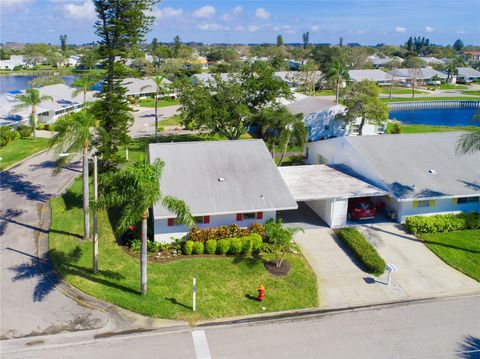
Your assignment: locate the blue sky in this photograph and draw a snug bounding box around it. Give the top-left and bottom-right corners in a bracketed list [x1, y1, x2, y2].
[1, 0, 479, 45]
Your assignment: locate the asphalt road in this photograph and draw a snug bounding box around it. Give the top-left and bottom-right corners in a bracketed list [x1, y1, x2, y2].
[4, 295, 480, 359]
[0, 150, 107, 339]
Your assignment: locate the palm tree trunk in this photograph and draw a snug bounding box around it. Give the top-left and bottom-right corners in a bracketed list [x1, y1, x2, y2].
[140, 210, 148, 295]
[335, 79, 340, 103]
[82, 145, 90, 240]
[83, 89, 87, 105]
[358, 117, 365, 136]
[31, 105, 36, 139]
[154, 90, 158, 142]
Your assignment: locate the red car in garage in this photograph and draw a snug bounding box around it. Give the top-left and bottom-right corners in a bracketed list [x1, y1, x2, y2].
[347, 198, 376, 220]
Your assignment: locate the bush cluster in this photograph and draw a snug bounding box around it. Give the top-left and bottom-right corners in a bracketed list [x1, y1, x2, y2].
[336, 227, 386, 276]
[181, 233, 263, 256]
[17, 125, 33, 138]
[405, 212, 480, 234]
[0, 126, 21, 147]
[188, 224, 264, 242]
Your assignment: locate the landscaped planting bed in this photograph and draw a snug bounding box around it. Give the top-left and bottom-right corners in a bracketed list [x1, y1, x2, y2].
[335, 227, 386, 276]
[405, 213, 480, 234]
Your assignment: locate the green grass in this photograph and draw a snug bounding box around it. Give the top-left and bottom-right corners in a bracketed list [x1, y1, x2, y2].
[313, 90, 335, 96]
[380, 87, 427, 95]
[382, 96, 480, 103]
[49, 179, 318, 321]
[386, 122, 478, 134]
[435, 83, 469, 90]
[419, 230, 480, 281]
[0, 138, 50, 170]
[462, 90, 480, 96]
[159, 114, 182, 127]
[138, 98, 180, 108]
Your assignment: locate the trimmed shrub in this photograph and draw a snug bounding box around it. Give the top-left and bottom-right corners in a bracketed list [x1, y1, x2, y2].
[405, 212, 480, 234]
[336, 227, 385, 276]
[205, 239, 217, 254]
[250, 233, 263, 253]
[183, 240, 194, 255]
[216, 238, 230, 254]
[129, 239, 141, 252]
[147, 240, 161, 253]
[229, 238, 243, 255]
[189, 224, 249, 242]
[17, 125, 33, 138]
[249, 223, 266, 240]
[241, 236, 253, 254]
[0, 126, 19, 147]
[192, 241, 204, 255]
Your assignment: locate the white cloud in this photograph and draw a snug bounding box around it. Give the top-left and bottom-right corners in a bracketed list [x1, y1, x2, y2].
[193, 5, 216, 18]
[424, 26, 434, 33]
[356, 29, 368, 34]
[2, 0, 32, 9]
[234, 25, 246, 31]
[255, 8, 270, 20]
[233, 6, 243, 16]
[311, 25, 321, 32]
[64, 0, 96, 20]
[199, 22, 223, 31]
[152, 7, 183, 20]
[395, 26, 406, 33]
[248, 25, 260, 32]
[220, 5, 243, 21]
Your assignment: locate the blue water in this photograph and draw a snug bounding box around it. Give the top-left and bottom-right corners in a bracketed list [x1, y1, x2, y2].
[0, 75, 79, 94]
[389, 107, 479, 127]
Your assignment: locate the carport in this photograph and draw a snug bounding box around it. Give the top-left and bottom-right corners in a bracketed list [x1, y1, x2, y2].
[279, 165, 387, 228]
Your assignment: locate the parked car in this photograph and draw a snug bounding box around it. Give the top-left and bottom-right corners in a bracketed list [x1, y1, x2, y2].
[347, 198, 376, 220]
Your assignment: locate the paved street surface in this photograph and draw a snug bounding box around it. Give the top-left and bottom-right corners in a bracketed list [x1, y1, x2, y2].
[295, 223, 480, 308]
[0, 150, 108, 339]
[130, 105, 180, 138]
[3, 295, 479, 359]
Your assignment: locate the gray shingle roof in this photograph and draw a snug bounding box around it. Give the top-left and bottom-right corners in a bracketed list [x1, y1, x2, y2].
[286, 96, 339, 115]
[343, 132, 480, 199]
[122, 77, 172, 96]
[457, 67, 480, 78]
[149, 140, 298, 218]
[348, 69, 394, 82]
[388, 68, 447, 80]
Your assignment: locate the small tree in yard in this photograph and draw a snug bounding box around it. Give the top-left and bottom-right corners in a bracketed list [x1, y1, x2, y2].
[339, 80, 388, 136]
[72, 76, 98, 104]
[95, 159, 194, 295]
[12, 88, 53, 139]
[140, 75, 168, 141]
[265, 220, 304, 268]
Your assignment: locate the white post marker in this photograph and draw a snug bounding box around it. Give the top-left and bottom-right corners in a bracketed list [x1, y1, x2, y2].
[385, 263, 398, 285]
[193, 277, 197, 311]
[125, 148, 129, 161]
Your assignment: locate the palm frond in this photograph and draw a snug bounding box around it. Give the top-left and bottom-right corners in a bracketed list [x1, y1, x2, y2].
[456, 130, 480, 155]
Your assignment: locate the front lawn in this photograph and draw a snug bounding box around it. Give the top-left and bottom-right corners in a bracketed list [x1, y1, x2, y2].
[380, 87, 427, 95]
[0, 137, 50, 170]
[419, 230, 480, 282]
[313, 90, 335, 96]
[435, 83, 469, 90]
[386, 122, 478, 134]
[138, 98, 180, 108]
[49, 179, 318, 321]
[382, 96, 480, 103]
[462, 90, 480, 96]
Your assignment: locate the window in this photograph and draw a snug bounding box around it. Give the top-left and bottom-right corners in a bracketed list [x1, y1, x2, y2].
[457, 196, 479, 204]
[167, 218, 175, 226]
[194, 216, 204, 224]
[417, 200, 430, 208]
[256, 212, 263, 220]
[243, 212, 256, 220]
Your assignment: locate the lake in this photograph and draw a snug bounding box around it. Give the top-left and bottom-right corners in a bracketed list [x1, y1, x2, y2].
[389, 107, 479, 127]
[0, 75, 79, 94]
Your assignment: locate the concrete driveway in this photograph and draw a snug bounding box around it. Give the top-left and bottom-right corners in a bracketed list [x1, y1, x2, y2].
[295, 223, 480, 309]
[130, 105, 180, 138]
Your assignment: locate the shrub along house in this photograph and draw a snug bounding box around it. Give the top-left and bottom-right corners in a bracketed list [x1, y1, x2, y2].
[149, 140, 298, 242]
[305, 132, 480, 223]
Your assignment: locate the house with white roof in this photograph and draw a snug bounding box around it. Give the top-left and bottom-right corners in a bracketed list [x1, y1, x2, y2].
[388, 68, 447, 84]
[286, 96, 384, 141]
[122, 77, 173, 98]
[149, 140, 298, 241]
[456, 67, 480, 83]
[274, 71, 322, 88]
[348, 69, 394, 86]
[0, 55, 25, 70]
[417, 57, 445, 65]
[368, 55, 404, 68]
[305, 132, 480, 223]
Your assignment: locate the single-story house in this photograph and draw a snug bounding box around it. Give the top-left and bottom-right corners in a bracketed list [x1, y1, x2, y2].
[286, 96, 385, 141]
[464, 51, 480, 61]
[185, 56, 209, 70]
[305, 132, 480, 223]
[191, 73, 233, 85]
[388, 68, 447, 83]
[456, 67, 480, 83]
[368, 55, 404, 68]
[348, 69, 394, 86]
[274, 71, 322, 88]
[417, 57, 445, 65]
[122, 77, 173, 98]
[149, 140, 298, 242]
[0, 55, 25, 70]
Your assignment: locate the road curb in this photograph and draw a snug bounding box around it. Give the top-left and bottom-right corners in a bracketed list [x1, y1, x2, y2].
[1, 147, 51, 172]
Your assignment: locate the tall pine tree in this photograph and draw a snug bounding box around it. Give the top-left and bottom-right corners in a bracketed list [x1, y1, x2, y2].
[92, 0, 158, 165]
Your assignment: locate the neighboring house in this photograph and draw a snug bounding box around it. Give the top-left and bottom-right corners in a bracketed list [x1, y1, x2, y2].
[288, 60, 303, 71]
[456, 67, 480, 83]
[0, 55, 25, 70]
[0, 84, 97, 126]
[185, 56, 208, 70]
[348, 69, 394, 86]
[388, 68, 447, 83]
[305, 132, 480, 223]
[191, 73, 232, 85]
[274, 71, 322, 88]
[286, 96, 385, 141]
[368, 55, 404, 68]
[464, 51, 480, 61]
[417, 57, 445, 65]
[122, 77, 173, 98]
[149, 140, 298, 242]
[65, 55, 80, 68]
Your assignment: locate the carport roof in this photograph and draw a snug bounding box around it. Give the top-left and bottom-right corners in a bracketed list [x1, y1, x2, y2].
[279, 165, 387, 201]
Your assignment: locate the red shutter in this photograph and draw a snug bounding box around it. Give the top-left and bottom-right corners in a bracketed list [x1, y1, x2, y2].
[256, 212, 263, 220]
[167, 218, 174, 226]
[203, 216, 210, 224]
[236, 213, 243, 221]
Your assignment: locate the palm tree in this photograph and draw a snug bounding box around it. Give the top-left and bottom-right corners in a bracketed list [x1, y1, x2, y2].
[12, 88, 53, 139]
[323, 60, 349, 103]
[71, 76, 97, 104]
[50, 110, 96, 242]
[140, 76, 168, 141]
[456, 130, 480, 154]
[96, 159, 194, 295]
[445, 62, 458, 84]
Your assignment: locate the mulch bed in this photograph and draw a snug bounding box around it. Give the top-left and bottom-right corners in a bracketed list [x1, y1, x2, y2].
[264, 260, 291, 276]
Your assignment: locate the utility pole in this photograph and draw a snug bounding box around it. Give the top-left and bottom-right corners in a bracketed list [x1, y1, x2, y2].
[92, 155, 99, 274]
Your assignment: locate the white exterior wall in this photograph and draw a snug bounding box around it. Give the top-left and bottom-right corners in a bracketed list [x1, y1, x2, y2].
[398, 197, 480, 223]
[305, 198, 348, 228]
[153, 211, 276, 242]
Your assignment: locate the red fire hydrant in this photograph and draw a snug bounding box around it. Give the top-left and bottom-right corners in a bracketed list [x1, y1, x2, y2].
[257, 284, 265, 302]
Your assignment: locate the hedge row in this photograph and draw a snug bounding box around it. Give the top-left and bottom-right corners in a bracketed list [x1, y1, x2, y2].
[188, 223, 266, 242]
[0, 125, 32, 146]
[336, 228, 386, 276]
[405, 212, 480, 234]
[183, 234, 263, 255]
